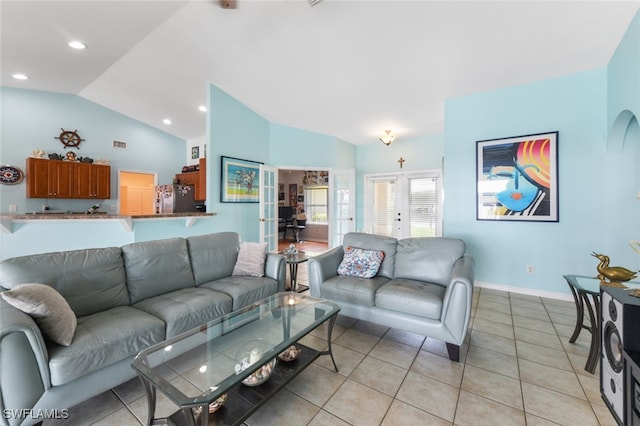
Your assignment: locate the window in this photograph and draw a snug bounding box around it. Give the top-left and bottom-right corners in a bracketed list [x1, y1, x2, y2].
[304, 187, 328, 224]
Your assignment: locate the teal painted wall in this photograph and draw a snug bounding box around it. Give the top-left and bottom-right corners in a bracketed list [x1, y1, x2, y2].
[608, 10, 640, 130]
[269, 123, 352, 168]
[354, 133, 444, 231]
[444, 68, 639, 295]
[607, 9, 640, 211]
[207, 84, 271, 242]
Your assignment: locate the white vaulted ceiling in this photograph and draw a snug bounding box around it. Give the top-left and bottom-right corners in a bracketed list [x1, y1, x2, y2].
[2, 0, 639, 144]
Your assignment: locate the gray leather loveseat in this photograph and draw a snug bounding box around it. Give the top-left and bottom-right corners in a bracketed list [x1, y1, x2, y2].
[0, 232, 285, 426]
[308, 232, 474, 361]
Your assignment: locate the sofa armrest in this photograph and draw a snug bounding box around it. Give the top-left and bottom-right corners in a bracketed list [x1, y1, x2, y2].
[0, 299, 51, 418]
[440, 254, 475, 345]
[265, 253, 286, 293]
[307, 246, 344, 298]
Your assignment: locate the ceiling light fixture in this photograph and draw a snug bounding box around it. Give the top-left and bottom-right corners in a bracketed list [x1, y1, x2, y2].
[68, 41, 86, 50]
[12, 73, 29, 80]
[198, 105, 207, 112]
[162, 118, 172, 125]
[379, 130, 396, 146]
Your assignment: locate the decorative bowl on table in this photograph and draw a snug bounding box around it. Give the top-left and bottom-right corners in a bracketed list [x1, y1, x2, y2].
[234, 338, 276, 386]
[284, 244, 298, 256]
[208, 393, 228, 413]
[193, 389, 227, 419]
[278, 345, 302, 362]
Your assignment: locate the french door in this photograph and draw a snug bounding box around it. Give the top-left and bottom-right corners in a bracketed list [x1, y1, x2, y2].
[259, 165, 278, 251]
[329, 169, 355, 248]
[364, 170, 443, 239]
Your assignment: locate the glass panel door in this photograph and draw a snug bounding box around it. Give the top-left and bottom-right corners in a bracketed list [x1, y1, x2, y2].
[329, 169, 355, 247]
[367, 176, 399, 238]
[406, 175, 442, 237]
[259, 165, 277, 251]
[365, 171, 442, 239]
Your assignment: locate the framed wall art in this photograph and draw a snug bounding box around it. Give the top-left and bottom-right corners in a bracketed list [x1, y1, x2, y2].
[220, 156, 262, 203]
[476, 131, 558, 222]
[289, 184, 298, 207]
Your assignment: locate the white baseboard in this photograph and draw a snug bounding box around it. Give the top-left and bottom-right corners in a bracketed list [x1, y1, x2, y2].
[475, 280, 574, 302]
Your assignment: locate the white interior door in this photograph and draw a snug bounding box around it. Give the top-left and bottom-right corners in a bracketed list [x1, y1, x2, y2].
[259, 165, 278, 251]
[329, 169, 355, 247]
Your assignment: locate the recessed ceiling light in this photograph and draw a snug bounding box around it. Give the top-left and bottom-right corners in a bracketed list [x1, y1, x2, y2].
[68, 41, 86, 50]
[12, 73, 29, 80]
[198, 105, 207, 112]
[163, 118, 172, 125]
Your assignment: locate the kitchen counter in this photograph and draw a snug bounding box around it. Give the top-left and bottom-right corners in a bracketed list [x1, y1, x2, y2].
[0, 212, 216, 233]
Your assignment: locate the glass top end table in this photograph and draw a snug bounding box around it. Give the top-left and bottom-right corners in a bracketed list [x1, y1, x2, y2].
[278, 250, 310, 292]
[562, 274, 640, 374]
[132, 292, 340, 426]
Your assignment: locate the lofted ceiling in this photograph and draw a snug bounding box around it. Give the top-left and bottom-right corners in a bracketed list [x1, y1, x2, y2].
[2, 0, 639, 145]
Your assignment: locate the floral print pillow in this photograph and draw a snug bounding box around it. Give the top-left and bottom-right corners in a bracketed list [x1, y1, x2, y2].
[337, 246, 385, 278]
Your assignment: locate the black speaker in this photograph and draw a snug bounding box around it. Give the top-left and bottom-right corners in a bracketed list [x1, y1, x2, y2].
[601, 286, 640, 425]
[624, 350, 640, 425]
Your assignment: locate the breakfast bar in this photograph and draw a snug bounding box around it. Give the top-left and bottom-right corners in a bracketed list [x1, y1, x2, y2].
[0, 211, 216, 234]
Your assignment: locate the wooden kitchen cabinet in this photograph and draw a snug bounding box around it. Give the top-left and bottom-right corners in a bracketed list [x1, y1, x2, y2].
[74, 162, 111, 199]
[26, 158, 111, 199]
[27, 158, 74, 198]
[197, 158, 206, 201]
[175, 158, 206, 201]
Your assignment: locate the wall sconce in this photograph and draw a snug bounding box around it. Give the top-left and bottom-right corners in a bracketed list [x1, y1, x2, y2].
[379, 130, 396, 146]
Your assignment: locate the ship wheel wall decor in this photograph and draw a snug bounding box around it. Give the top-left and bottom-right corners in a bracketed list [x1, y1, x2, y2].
[55, 128, 85, 149]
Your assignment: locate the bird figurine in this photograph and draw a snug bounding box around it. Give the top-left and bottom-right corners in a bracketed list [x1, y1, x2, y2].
[591, 252, 638, 282]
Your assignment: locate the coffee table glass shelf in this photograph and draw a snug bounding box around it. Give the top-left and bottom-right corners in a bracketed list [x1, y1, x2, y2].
[132, 292, 340, 426]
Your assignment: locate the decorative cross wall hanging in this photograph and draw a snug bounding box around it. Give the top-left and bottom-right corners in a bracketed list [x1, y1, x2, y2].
[398, 157, 405, 168]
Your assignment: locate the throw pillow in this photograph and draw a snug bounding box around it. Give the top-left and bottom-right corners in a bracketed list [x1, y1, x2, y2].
[337, 246, 385, 278]
[1, 283, 77, 346]
[232, 242, 268, 277]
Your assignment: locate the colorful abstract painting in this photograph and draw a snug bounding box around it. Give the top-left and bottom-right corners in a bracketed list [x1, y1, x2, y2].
[476, 132, 558, 221]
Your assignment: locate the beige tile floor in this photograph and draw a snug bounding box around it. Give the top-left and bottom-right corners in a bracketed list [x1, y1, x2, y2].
[45, 269, 617, 426]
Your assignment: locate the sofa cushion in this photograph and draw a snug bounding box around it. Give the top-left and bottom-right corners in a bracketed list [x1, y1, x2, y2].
[47, 306, 165, 386]
[0, 247, 129, 317]
[1, 283, 77, 346]
[232, 242, 268, 277]
[342, 233, 397, 279]
[395, 237, 466, 286]
[133, 287, 233, 338]
[319, 274, 389, 307]
[200, 276, 279, 311]
[122, 237, 195, 304]
[375, 279, 446, 319]
[187, 232, 240, 285]
[338, 246, 385, 278]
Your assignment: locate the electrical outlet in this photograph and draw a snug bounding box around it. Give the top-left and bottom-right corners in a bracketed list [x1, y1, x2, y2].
[526, 265, 535, 274]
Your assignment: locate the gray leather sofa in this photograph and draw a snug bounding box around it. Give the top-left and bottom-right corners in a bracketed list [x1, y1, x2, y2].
[0, 232, 285, 426]
[308, 232, 474, 361]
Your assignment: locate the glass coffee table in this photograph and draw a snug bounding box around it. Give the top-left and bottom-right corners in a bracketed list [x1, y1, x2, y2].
[132, 292, 340, 426]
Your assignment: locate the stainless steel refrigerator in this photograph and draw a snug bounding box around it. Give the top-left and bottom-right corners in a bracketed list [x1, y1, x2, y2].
[155, 184, 198, 213]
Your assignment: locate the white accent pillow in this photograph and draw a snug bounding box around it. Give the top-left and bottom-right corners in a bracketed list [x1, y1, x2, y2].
[1, 283, 77, 346]
[232, 242, 268, 277]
